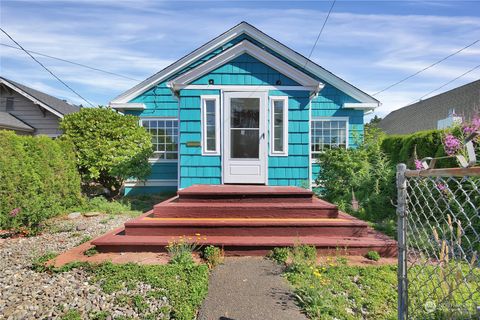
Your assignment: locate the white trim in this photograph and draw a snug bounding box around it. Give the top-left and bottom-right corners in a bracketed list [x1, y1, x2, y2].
[169, 40, 321, 92]
[200, 95, 220, 155]
[343, 102, 379, 111]
[110, 102, 146, 110]
[180, 84, 317, 91]
[110, 22, 378, 105]
[310, 116, 350, 163]
[139, 117, 179, 162]
[269, 96, 289, 157]
[124, 179, 178, 187]
[1, 78, 64, 118]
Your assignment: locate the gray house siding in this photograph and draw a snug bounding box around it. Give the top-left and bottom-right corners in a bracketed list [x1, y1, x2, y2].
[379, 80, 480, 135]
[0, 89, 63, 137]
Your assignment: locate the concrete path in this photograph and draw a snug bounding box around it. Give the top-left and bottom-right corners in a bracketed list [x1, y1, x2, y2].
[197, 256, 308, 320]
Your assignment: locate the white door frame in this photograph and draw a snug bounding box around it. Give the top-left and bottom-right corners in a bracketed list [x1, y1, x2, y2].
[222, 91, 268, 184]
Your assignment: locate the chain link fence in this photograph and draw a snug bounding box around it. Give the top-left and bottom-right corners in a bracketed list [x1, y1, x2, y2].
[397, 164, 480, 319]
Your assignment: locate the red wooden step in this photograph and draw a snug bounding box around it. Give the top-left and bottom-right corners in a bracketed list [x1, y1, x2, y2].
[92, 229, 397, 257]
[124, 216, 367, 237]
[177, 185, 313, 202]
[153, 197, 338, 218]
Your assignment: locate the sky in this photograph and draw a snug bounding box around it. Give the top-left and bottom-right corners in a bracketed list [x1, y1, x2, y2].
[1, 0, 479, 121]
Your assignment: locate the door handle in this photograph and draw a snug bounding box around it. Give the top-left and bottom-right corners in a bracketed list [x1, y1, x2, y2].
[260, 133, 265, 139]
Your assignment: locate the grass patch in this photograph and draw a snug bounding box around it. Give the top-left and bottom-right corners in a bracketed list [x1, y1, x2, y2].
[61, 309, 81, 320]
[77, 235, 92, 245]
[84, 246, 99, 257]
[276, 245, 480, 319]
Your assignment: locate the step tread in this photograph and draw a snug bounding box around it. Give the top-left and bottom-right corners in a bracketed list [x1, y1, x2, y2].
[155, 197, 336, 209]
[93, 230, 396, 247]
[125, 217, 367, 227]
[177, 185, 313, 197]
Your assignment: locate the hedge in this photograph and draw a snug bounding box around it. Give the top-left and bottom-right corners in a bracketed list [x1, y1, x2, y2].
[0, 130, 82, 231]
[381, 129, 456, 168]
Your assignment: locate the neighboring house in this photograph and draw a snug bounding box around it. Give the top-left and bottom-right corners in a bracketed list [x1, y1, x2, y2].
[0, 77, 80, 137]
[379, 79, 480, 135]
[111, 22, 380, 194]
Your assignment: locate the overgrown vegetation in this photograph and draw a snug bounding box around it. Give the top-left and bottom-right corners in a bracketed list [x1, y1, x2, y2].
[0, 131, 82, 233]
[271, 245, 480, 319]
[60, 107, 153, 198]
[202, 245, 224, 269]
[365, 250, 381, 261]
[166, 236, 203, 265]
[268, 247, 290, 265]
[316, 127, 396, 235]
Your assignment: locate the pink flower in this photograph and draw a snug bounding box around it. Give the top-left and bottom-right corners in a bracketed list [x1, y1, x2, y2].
[9, 207, 21, 217]
[436, 183, 447, 192]
[414, 159, 423, 170]
[443, 134, 461, 156]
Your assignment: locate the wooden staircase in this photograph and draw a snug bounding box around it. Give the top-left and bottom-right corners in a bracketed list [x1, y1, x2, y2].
[92, 185, 397, 256]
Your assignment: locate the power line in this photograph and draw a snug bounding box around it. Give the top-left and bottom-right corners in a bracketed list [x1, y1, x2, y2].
[1, 43, 140, 82]
[373, 39, 479, 96]
[408, 63, 480, 105]
[0, 27, 95, 107]
[305, 0, 336, 66]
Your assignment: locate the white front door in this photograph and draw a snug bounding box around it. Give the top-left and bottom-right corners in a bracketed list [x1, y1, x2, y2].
[223, 91, 267, 184]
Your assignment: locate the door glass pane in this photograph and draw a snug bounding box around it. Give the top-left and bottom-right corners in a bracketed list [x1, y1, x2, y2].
[231, 129, 259, 158]
[231, 98, 259, 128]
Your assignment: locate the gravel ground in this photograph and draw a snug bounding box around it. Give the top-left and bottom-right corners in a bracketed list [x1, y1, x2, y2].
[0, 214, 170, 320]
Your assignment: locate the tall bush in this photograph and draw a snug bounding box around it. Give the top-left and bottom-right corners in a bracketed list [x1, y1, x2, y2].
[0, 131, 82, 231]
[316, 128, 396, 221]
[60, 107, 153, 197]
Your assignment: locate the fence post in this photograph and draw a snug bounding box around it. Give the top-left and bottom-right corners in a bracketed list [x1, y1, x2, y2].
[397, 163, 408, 320]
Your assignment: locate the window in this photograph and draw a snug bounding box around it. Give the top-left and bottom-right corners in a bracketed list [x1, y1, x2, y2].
[201, 95, 220, 155]
[270, 96, 288, 156]
[140, 119, 178, 160]
[311, 118, 348, 160]
[6, 97, 14, 111]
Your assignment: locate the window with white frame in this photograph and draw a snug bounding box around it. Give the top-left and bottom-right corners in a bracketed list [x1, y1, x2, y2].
[311, 118, 348, 160]
[140, 119, 178, 160]
[201, 95, 220, 155]
[270, 96, 288, 155]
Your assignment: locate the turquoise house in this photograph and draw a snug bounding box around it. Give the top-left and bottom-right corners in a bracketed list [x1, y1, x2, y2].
[110, 22, 380, 195]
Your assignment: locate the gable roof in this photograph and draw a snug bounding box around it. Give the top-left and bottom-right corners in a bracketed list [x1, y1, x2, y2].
[0, 112, 34, 132]
[379, 79, 480, 135]
[0, 77, 81, 118]
[111, 21, 379, 106]
[169, 40, 322, 94]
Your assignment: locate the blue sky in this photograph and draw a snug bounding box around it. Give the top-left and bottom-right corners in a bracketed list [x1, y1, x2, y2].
[1, 0, 479, 120]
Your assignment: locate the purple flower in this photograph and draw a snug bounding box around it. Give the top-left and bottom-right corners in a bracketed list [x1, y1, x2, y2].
[9, 207, 21, 217]
[414, 159, 423, 170]
[443, 134, 461, 156]
[437, 183, 447, 192]
[463, 116, 480, 135]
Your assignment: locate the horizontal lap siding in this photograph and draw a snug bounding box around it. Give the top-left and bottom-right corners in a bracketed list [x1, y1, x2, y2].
[269, 91, 310, 187]
[179, 91, 221, 188]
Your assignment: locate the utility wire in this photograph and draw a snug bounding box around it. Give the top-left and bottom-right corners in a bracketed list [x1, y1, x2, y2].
[373, 39, 479, 96]
[408, 63, 480, 105]
[0, 27, 95, 107]
[1, 43, 140, 82]
[305, 0, 336, 67]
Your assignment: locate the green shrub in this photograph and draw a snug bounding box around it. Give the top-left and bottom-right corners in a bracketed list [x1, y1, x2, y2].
[84, 246, 99, 257]
[72, 196, 138, 215]
[61, 310, 81, 320]
[202, 245, 224, 269]
[60, 107, 153, 197]
[365, 250, 381, 261]
[268, 247, 290, 265]
[0, 131, 82, 232]
[317, 127, 396, 222]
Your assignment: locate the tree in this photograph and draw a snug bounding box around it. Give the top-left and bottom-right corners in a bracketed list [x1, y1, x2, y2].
[365, 115, 382, 130]
[60, 107, 153, 197]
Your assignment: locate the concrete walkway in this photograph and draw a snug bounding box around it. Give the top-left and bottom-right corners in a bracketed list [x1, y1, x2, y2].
[197, 257, 308, 320]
